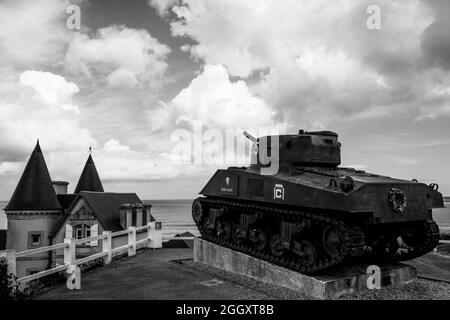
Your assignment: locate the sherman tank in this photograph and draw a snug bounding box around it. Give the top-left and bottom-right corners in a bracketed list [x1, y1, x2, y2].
[192, 130, 444, 274]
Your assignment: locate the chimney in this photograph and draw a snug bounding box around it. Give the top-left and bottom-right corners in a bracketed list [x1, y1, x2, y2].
[120, 203, 147, 228]
[120, 204, 132, 229]
[143, 204, 153, 225]
[52, 181, 69, 195]
[133, 203, 144, 227]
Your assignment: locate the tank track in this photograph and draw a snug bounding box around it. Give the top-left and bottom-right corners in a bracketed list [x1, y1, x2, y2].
[369, 219, 440, 262]
[193, 197, 366, 274]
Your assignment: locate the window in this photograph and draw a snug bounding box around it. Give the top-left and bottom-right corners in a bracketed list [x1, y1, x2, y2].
[31, 234, 40, 245]
[75, 225, 83, 239]
[27, 231, 44, 249]
[73, 224, 98, 247]
[74, 224, 91, 239]
[27, 268, 41, 276]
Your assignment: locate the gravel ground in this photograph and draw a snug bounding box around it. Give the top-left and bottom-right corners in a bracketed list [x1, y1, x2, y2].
[182, 259, 310, 300]
[182, 260, 450, 300]
[441, 229, 450, 240]
[437, 245, 450, 256]
[340, 279, 450, 300]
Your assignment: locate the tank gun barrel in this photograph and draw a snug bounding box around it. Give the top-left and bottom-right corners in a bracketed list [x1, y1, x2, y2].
[243, 131, 257, 143]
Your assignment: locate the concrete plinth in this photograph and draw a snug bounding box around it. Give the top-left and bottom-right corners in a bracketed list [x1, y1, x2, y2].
[194, 238, 417, 299]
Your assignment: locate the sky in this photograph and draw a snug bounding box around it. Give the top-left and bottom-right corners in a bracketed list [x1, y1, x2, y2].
[0, 0, 449, 200]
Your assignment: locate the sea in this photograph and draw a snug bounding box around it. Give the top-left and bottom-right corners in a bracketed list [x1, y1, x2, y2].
[0, 199, 200, 240]
[1, 199, 449, 237]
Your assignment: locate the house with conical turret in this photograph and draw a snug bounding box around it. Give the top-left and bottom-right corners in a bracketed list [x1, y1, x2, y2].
[4, 141, 64, 276]
[74, 154, 104, 193]
[3, 142, 154, 278]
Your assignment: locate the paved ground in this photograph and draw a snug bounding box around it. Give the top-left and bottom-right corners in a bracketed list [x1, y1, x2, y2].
[35, 246, 450, 300]
[406, 244, 450, 283]
[35, 249, 278, 300]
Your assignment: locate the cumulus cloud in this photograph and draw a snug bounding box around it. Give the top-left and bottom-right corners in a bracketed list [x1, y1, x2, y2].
[149, 64, 280, 131]
[0, 0, 97, 177]
[147, 0, 178, 17]
[147, 65, 285, 170]
[103, 139, 131, 152]
[2, 0, 450, 198]
[94, 139, 199, 182]
[60, 104, 81, 114]
[0, 70, 95, 166]
[0, 0, 71, 65]
[65, 26, 171, 89]
[19, 70, 80, 105]
[157, 0, 450, 127]
[168, 0, 432, 77]
[421, 0, 450, 70]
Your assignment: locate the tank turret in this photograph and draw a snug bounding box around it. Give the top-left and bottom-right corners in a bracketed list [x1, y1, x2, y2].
[247, 129, 341, 169]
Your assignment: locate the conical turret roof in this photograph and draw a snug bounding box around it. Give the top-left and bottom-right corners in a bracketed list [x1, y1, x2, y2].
[74, 154, 104, 194]
[5, 141, 62, 211]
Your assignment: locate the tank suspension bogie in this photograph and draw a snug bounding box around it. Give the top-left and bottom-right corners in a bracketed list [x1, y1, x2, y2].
[216, 220, 232, 241]
[192, 197, 440, 273]
[192, 197, 366, 274]
[322, 226, 344, 259]
[248, 227, 269, 252]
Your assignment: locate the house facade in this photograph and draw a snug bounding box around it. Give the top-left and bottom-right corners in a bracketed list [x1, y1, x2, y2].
[52, 192, 153, 265]
[3, 142, 153, 278]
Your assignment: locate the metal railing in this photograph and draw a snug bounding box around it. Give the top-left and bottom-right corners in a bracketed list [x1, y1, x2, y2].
[0, 222, 162, 288]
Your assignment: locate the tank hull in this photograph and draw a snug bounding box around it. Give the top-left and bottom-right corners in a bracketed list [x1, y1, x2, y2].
[200, 167, 443, 224]
[194, 166, 443, 274]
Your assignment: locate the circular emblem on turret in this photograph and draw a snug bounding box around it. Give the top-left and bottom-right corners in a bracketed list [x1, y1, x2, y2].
[388, 188, 407, 214]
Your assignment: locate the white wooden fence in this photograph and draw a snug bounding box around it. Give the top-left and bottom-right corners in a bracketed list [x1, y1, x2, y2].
[0, 222, 162, 288]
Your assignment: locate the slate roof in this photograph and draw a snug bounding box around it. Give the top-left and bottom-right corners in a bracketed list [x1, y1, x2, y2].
[74, 154, 104, 194]
[57, 194, 78, 210]
[4, 141, 62, 211]
[67, 192, 143, 232]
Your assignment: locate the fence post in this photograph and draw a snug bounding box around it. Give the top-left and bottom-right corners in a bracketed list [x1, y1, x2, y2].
[149, 222, 163, 249]
[102, 231, 112, 264]
[64, 238, 75, 266]
[146, 223, 152, 248]
[0, 249, 17, 278]
[128, 227, 136, 256]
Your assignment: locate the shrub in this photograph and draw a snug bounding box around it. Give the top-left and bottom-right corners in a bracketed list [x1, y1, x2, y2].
[0, 257, 24, 300]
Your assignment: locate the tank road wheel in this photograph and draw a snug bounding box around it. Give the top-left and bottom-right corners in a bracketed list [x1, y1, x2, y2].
[301, 241, 318, 267]
[293, 239, 318, 267]
[202, 218, 211, 235]
[232, 224, 245, 245]
[269, 234, 285, 257]
[217, 220, 232, 241]
[322, 226, 343, 259]
[250, 228, 269, 252]
[192, 199, 203, 225]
